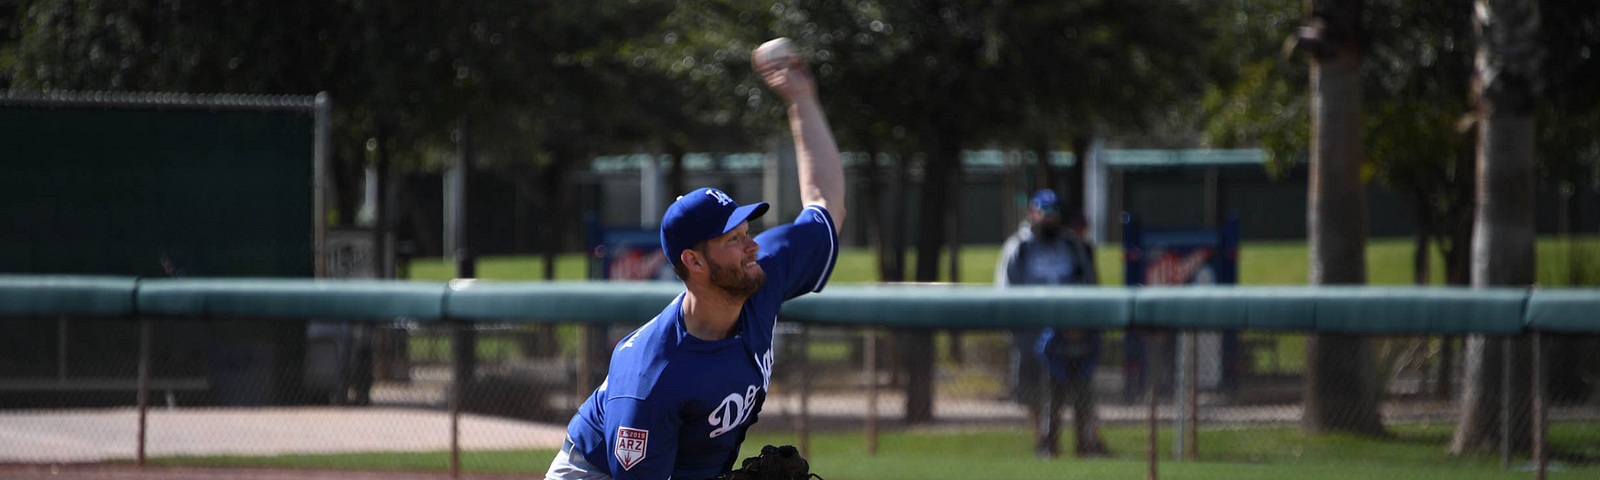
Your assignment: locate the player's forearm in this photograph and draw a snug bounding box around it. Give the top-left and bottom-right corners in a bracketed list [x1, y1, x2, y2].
[787, 95, 847, 229]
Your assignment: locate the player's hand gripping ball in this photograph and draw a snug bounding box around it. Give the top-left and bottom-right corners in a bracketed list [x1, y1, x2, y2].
[718, 445, 823, 480]
[752, 37, 799, 72]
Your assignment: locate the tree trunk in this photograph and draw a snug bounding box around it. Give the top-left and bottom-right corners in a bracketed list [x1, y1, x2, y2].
[1441, 122, 1479, 287]
[1434, 142, 1475, 401]
[1452, 0, 1541, 455]
[886, 153, 908, 283]
[881, 152, 908, 389]
[373, 124, 390, 279]
[901, 124, 961, 424]
[667, 144, 687, 202]
[859, 143, 893, 283]
[945, 165, 962, 362]
[1029, 136, 1056, 193]
[1411, 199, 1431, 286]
[1302, 0, 1386, 437]
[542, 160, 569, 281]
[915, 132, 957, 284]
[947, 167, 962, 284]
[398, 180, 440, 257]
[332, 141, 365, 227]
[1066, 136, 1090, 216]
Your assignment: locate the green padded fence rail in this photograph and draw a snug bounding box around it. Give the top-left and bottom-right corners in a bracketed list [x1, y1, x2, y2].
[444, 280, 683, 323]
[1132, 286, 1530, 334]
[0, 275, 137, 317]
[136, 278, 448, 320]
[0, 275, 1597, 334]
[780, 284, 1132, 329]
[1525, 289, 1600, 333]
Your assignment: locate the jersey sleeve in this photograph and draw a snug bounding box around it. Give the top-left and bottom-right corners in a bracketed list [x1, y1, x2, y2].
[754, 205, 840, 300]
[602, 396, 683, 480]
[995, 236, 1023, 286]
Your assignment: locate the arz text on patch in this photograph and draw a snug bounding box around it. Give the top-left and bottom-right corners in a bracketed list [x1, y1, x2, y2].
[614, 426, 649, 470]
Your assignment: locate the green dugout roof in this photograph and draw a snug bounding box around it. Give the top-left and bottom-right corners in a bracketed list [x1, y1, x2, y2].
[136, 278, 447, 320]
[0, 275, 137, 317]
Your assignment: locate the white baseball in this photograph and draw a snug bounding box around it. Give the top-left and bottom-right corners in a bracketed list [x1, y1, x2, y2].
[753, 37, 798, 71]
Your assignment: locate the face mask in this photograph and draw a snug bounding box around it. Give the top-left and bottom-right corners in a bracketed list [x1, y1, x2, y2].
[1036, 223, 1061, 240]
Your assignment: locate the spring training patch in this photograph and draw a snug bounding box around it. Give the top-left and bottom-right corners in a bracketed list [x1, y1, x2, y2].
[615, 426, 648, 470]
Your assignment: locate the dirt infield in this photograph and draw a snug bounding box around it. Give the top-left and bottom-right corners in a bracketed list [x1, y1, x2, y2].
[0, 465, 536, 480]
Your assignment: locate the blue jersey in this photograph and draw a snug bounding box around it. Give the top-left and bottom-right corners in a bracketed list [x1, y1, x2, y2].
[565, 205, 839, 480]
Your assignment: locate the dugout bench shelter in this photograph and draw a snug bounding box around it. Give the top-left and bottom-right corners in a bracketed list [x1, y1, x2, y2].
[0, 90, 345, 406]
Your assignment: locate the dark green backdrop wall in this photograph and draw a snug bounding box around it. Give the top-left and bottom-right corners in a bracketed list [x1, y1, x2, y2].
[1, 107, 314, 276]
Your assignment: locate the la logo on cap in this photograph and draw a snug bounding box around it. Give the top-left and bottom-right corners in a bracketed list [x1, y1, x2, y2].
[707, 189, 734, 206]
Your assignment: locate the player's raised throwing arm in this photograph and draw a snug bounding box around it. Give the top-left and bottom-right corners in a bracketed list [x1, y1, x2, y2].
[754, 38, 847, 232]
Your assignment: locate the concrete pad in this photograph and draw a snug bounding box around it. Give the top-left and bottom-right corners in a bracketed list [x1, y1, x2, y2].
[0, 407, 566, 463]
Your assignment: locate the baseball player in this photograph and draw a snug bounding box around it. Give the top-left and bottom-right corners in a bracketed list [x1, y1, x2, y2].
[996, 190, 1108, 457]
[545, 39, 845, 480]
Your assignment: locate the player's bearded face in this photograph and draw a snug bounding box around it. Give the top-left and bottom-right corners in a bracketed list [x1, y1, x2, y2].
[701, 222, 765, 298]
[707, 252, 764, 298]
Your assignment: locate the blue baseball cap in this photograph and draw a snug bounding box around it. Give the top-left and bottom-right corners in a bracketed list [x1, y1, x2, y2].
[1030, 189, 1061, 213]
[661, 188, 770, 266]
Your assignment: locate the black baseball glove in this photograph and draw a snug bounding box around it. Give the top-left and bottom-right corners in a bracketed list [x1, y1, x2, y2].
[718, 444, 823, 480]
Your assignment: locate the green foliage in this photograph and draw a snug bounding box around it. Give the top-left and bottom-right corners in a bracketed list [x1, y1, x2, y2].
[1536, 0, 1600, 188]
[1201, 60, 1308, 178]
[1204, 0, 1600, 198]
[0, 0, 18, 87]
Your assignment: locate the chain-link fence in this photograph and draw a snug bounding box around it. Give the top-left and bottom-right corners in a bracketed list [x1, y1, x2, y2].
[4, 314, 1596, 477]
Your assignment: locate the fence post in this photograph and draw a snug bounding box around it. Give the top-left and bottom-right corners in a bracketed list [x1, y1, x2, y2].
[1146, 329, 1159, 480]
[1532, 332, 1545, 480]
[1499, 336, 1511, 469]
[1174, 331, 1198, 460]
[450, 319, 466, 478]
[136, 318, 151, 467]
[448, 202, 476, 478]
[577, 325, 591, 411]
[1185, 330, 1199, 461]
[57, 316, 68, 380]
[865, 328, 878, 456]
[797, 322, 811, 456]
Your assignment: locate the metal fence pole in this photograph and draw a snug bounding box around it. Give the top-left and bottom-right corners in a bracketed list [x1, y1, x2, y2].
[1185, 330, 1199, 461]
[57, 316, 68, 380]
[313, 93, 331, 276]
[450, 319, 467, 478]
[1146, 330, 1159, 480]
[577, 325, 591, 410]
[136, 318, 151, 467]
[1173, 332, 1184, 460]
[797, 322, 811, 456]
[1500, 336, 1511, 470]
[865, 328, 878, 456]
[1532, 332, 1546, 480]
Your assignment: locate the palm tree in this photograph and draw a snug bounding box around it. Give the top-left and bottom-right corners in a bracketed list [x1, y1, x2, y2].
[1450, 0, 1542, 455]
[1300, 0, 1387, 436]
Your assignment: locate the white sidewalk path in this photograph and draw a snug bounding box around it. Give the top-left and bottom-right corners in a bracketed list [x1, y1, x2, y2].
[0, 407, 567, 463]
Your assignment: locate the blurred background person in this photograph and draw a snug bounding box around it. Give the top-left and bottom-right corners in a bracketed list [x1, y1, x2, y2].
[995, 189, 1108, 458]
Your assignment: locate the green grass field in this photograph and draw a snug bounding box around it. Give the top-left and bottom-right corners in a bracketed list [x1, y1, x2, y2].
[406, 235, 1600, 287]
[151, 423, 1600, 479]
